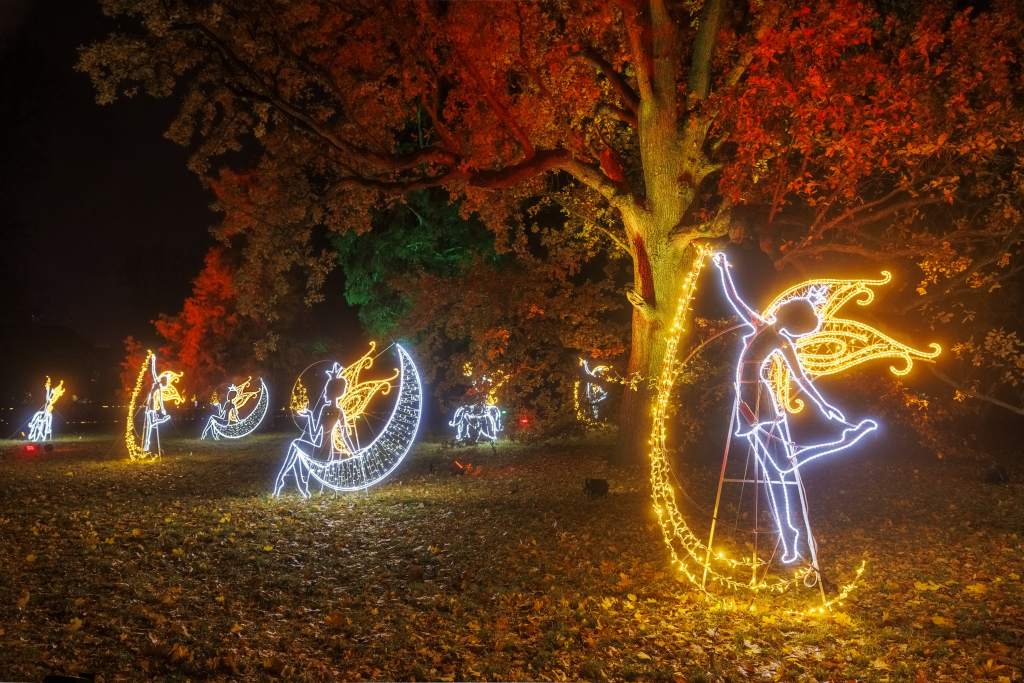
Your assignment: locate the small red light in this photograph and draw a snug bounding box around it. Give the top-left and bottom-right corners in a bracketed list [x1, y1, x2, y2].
[24, 444, 38, 454]
[519, 417, 529, 425]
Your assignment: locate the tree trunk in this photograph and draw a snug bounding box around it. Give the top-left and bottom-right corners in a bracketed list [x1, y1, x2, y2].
[617, 226, 701, 462]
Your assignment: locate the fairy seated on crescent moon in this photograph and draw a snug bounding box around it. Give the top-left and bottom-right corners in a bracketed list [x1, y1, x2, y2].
[713, 252, 879, 564]
[201, 377, 259, 440]
[274, 347, 399, 497]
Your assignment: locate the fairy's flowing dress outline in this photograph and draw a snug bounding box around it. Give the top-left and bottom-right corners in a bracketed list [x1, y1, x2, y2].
[712, 253, 877, 564]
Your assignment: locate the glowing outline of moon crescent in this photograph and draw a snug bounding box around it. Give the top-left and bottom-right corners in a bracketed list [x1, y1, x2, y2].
[303, 344, 422, 492]
[203, 378, 270, 440]
[125, 351, 154, 461]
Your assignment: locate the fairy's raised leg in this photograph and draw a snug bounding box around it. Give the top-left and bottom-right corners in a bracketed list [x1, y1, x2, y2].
[789, 418, 878, 471]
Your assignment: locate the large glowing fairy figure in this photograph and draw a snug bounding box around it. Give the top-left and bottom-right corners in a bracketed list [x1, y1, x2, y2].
[274, 343, 422, 496]
[201, 376, 269, 440]
[711, 252, 941, 565]
[141, 354, 184, 455]
[26, 377, 65, 442]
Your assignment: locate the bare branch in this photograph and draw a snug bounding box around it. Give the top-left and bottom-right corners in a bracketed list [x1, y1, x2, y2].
[929, 366, 1024, 417]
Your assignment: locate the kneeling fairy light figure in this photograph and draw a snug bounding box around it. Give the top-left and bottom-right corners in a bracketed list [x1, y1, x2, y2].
[26, 376, 65, 441]
[201, 376, 269, 440]
[274, 343, 422, 496]
[449, 403, 503, 443]
[125, 351, 184, 460]
[449, 362, 506, 443]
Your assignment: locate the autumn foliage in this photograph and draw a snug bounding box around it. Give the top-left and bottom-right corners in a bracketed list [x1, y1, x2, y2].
[150, 248, 239, 395]
[80, 0, 1024, 451]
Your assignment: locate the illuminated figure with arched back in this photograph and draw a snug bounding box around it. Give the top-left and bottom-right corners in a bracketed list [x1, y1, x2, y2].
[713, 252, 881, 564]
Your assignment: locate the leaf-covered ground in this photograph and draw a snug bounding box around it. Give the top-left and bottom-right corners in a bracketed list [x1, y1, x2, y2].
[0, 434, 1022, 681]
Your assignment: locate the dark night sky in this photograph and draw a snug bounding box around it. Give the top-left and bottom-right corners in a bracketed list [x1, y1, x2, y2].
[1, 0, 213, 351]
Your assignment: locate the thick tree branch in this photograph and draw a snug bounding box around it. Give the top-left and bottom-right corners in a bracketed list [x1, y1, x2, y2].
[574, 48, 640, 112]
[776, 193, 947, 268]
[181, 22, 457, 173]
[621, 2, 654, 101]
[687, 0, 723, 100]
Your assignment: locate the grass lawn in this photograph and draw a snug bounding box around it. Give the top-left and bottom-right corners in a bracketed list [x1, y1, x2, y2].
[0, 433, 1021, 681]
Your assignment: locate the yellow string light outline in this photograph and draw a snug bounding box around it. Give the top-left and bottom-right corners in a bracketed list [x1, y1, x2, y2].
[125, 351, 184, 461]
[290, 378, 309, 415]
[330, 342, 400, 455]
[462, 361, 509, 406]
[125, 351, 153, 461]
[764, 271, 942, 413]
[226, 376, 260, 418]
[44, 376, 66, 413]
[649, 248, 871, 614]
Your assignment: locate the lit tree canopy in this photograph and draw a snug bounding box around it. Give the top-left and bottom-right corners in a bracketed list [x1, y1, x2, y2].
[80, 0, 1024, 454]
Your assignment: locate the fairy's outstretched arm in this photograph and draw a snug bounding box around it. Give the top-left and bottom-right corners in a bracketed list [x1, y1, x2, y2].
[775, 342, 847, 423]
[712, 253, 763, 328]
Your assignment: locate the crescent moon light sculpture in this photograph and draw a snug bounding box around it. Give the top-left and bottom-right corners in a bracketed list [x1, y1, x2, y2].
[273, 344, 422, 496]
[650, 247, 938, 612]
[125, 351, 184, 461]
[201, 377, 270, 440]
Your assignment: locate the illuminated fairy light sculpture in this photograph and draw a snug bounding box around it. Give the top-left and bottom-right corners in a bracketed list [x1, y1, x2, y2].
[274, 343, 422, 496]
[574, 358, 610, 424]
[449, 362, 506, 444]
[648, 248, 939, 610]
[201, 376, 270, 440]
[26, 376, 66, 441]
[449, 402, 503, 443]
[125, 351, 184, 461]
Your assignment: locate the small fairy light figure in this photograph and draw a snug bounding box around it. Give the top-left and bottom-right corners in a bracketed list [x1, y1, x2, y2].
[712, 252, 878, 564]
[201, 377, 259, 440]
[142, 355, 184, 455]
[579, 358, 610, 421]
[27, 377, 65, 442]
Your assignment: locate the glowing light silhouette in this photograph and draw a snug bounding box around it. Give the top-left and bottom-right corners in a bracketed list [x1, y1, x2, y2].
[574, 358, 609, 424]
[449, 403, 503, 442]
[201, 376, 270, 440]
[273, 344, 422, 496]
[125, 351, 183, 461]
[26, 376, 65, 441]
[648, 249, 886, 609]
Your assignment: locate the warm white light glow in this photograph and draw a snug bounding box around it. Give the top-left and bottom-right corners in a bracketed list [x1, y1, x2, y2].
[201, 377, 270, 440]
[273, 344, 422, 496]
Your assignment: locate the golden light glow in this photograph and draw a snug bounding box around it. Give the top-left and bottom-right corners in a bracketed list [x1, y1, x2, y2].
[125, 351, 153, 462]
[290, 378, 309, 415]
[647, 248, 867, 612]
[227, 376, 259, 418]
[764, 272, 942, 413]
[158, 370, 186, 408]
[43, 376, 66, 413]
[330, 342, 399, 455]
[125, 351, 183, 461]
